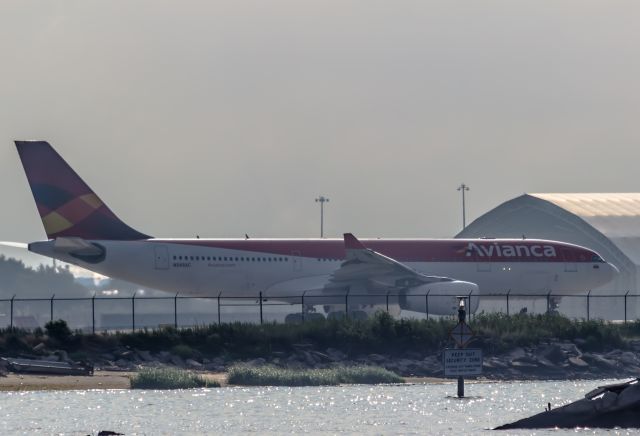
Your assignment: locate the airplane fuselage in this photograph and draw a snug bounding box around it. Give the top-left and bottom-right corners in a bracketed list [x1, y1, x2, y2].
[29, 237, 617, 298]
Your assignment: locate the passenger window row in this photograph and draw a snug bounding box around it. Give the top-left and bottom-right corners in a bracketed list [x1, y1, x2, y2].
[317, 258, 340, 262]
[173, 255, 289, 263]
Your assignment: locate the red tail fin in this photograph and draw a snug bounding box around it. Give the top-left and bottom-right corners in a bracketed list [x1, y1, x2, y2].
[15, 141, 150, 240]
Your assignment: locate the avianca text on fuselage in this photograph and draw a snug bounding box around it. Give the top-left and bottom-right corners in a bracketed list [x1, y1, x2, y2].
[465, 242, 557, 258]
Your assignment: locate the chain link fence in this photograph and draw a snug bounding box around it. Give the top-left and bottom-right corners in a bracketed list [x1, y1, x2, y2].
[0, 291, 637, 332]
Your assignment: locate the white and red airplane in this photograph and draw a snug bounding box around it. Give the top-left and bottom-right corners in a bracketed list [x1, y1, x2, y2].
[3, 141, 617, 317]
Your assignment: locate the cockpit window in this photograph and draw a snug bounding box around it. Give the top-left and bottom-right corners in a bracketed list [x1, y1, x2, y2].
[591, 254, 605, 263]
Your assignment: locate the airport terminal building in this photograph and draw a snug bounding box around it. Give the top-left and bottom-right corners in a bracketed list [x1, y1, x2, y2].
[457, 193, 640, 293]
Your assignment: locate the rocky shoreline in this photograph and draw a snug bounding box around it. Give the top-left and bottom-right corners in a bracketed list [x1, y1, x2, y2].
[5, 338, 640, 382]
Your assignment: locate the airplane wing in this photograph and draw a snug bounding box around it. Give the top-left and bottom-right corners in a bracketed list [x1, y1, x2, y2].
[325, 233, 454, 292]
[263, 233, 455, 298]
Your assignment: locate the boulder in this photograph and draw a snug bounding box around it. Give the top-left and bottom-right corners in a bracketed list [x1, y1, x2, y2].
[557, 342, 582, 357]
[115, 359, 132, 369]
[55, 350, 71, 363]
[325, 348, 347, 362]
[310, 351, 331, 362]
[367, 354, 386, 364]
[582, 353, 617, 370]
[101, 352, 115, 361]
[302, 352, 317, 366]
[508, 347, 526, 360]
[203, 363, 225, 372]
[404, 351, 423, 360]
[619, 351, 639, 367]
[185, 359, 203, 370]
[115, 350, 134, 360]
[170, 355, 185, 367]
[538, 344, 565, 363]
[568, 356, 589, 367]
[246, 358, 266, 367]
[209, 357, 225, 366]
[136, 350, 154, 362]
[534, 355, 557, 368]
[157, 351, 172, 363]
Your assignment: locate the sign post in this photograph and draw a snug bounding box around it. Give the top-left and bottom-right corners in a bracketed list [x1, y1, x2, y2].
[444, 296, 481, 398]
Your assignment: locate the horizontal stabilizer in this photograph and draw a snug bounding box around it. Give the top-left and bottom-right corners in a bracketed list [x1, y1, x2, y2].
[0, 241, 28, 249]
[53, 237, 103, 256]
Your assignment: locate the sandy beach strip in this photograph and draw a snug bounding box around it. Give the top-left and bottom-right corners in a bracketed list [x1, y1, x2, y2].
[0, 371, 456, 391]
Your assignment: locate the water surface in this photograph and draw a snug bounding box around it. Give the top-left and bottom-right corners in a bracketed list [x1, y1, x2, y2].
[0, 379, 638, 435]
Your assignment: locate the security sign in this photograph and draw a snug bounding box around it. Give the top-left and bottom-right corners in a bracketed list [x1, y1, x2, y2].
[443, 348, 483, 377]
[449, 322, 474, 348]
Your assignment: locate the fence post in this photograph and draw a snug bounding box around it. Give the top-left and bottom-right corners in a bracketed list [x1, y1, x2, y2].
[132, 291, 136, 332]
[426, 290, 431, 320]
[50, 294, 55, 322]
[174, 292, 179, 329]
[386, 291, 390, 313]
[217, 292, 222, 325]
[92, 293, 96, 334]
[586, 290, 591, 321]
[625, 291, 629, 324]
[546, 291, 552, 314]
[345, 290, 349, 318]
[259, 291, 263, 325]
[506, 290, 511, 316]
[10, 295, 15, 330]
[468, 290, 473, 322]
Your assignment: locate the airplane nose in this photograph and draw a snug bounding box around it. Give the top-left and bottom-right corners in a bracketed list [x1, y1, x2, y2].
[608, 263, 620, 276]
[601, 262, 619, 283]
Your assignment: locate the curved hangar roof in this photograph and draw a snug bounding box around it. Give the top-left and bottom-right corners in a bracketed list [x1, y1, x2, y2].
[456, 193, 640, 291]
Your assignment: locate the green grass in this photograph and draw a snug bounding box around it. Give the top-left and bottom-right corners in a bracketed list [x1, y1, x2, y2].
[471, 312, 629, 352]
[0, 312, 637, 360]
[227, 364, 404, 386]
[130, 367, 219, 389]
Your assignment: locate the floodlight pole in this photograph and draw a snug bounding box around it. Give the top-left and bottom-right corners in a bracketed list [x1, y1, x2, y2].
[457, 184, 469, 229]
[315, 196, 329, 238]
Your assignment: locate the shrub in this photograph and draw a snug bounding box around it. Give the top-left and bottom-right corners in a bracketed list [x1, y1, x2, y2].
[227, 364, 404, 386]
[45, 319, 72, 342]
[130, 367, 219, 389]
[171, 344, 197, 360]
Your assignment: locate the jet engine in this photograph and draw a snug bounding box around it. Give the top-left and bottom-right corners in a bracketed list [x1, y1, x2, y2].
[398, 280, 479, 316]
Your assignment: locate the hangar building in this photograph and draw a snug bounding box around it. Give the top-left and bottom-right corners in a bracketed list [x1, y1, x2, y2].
[456, 193, 640, 293]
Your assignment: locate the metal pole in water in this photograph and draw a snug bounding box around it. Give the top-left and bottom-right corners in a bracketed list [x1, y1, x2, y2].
[457, 297, 466, 398]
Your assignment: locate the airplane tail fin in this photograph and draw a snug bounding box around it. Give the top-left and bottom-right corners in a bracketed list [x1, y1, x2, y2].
[15, 140, 150, 240]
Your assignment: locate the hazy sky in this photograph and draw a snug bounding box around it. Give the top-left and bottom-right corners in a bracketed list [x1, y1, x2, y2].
[1, 1, 639, 250]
